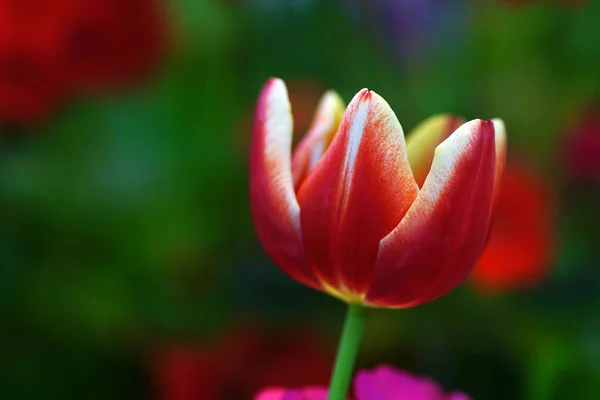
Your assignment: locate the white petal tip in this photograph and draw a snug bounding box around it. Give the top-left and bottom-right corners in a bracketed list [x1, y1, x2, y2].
[436, 119, 490, 152]
[316, 90, 345, 117]
[264, 78, 288, 98]
[492, 118, 506, 141]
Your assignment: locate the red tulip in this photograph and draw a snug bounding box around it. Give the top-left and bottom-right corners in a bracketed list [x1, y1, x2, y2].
[469, 161, 554, 293]
[250, 78, 506, 309]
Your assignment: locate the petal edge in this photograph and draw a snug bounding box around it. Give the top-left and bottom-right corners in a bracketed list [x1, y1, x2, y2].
[367, 119, 497, 308]
[406, 114, 465, 187]
[250, 78, 319, 289]
[292, 90, 345, 190]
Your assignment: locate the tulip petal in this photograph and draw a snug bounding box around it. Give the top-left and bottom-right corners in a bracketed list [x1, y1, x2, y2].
[250, 78, 319, 289]
[492, 118, 507, 201]
[292, 90, 345, 190]
[298, 89, 419, 299]
[367, 119, 496, 308]
[406, 114, 465, 187]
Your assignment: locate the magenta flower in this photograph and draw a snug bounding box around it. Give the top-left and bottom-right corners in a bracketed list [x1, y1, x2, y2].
[255, 365, 471, 400]
[354, 365, 470, 400]
[256, 387, 328, 400]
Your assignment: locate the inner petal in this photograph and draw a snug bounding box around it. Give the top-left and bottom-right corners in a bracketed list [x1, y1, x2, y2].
[291, 90, 345, 191]
[405, 114, 464, 187]
[297, 89, 419, 297]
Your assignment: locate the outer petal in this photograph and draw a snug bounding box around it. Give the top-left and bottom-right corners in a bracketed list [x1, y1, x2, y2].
[367, 119, 496, 308]
[291, 91, 345, 190]
[297, 89, 419, 300]
[406, 114, 465, 187]
[250, 78, 319, 289]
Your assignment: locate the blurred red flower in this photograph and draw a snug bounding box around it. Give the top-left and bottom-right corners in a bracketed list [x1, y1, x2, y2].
[152, 325, 332, 400]
[0, 35, 65, 123]
[0, 0, 166, 124]
[469, 161, 554, 293]
[565, 108, 600, 183]
[0, 0, 67, 122]
[61, 0, 165, 91]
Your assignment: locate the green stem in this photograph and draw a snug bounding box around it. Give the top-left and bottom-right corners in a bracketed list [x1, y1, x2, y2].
[328, 303, 366, 400]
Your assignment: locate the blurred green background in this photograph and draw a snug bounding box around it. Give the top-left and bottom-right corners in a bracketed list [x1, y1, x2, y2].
[1, 0, 600, 399]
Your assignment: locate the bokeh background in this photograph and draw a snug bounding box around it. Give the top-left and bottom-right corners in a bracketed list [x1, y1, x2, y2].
[1, 0, 600, 399]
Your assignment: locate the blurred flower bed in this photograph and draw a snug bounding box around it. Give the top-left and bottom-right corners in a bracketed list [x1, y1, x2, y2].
[1, 0, 600, 399]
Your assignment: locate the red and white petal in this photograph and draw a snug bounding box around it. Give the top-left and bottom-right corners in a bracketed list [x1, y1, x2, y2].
[291, 90, 345, 190]
[250, 78, 319, 289]
[367, 119, 497, 308]
[405, 114, 465, 187]
[297, 89, 419, 298]
[492, 118, 507, 202]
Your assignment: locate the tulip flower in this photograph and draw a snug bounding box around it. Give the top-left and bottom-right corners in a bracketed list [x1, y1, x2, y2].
[250, 78, 506, 309]
[255, 364, 471, 400]
[250, 78, 505, 400]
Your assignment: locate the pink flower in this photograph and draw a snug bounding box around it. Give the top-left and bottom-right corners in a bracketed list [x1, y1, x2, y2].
[354, 365, 470, 400]
[256, 387, 328, 400]
[255, 365, 471, 400]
